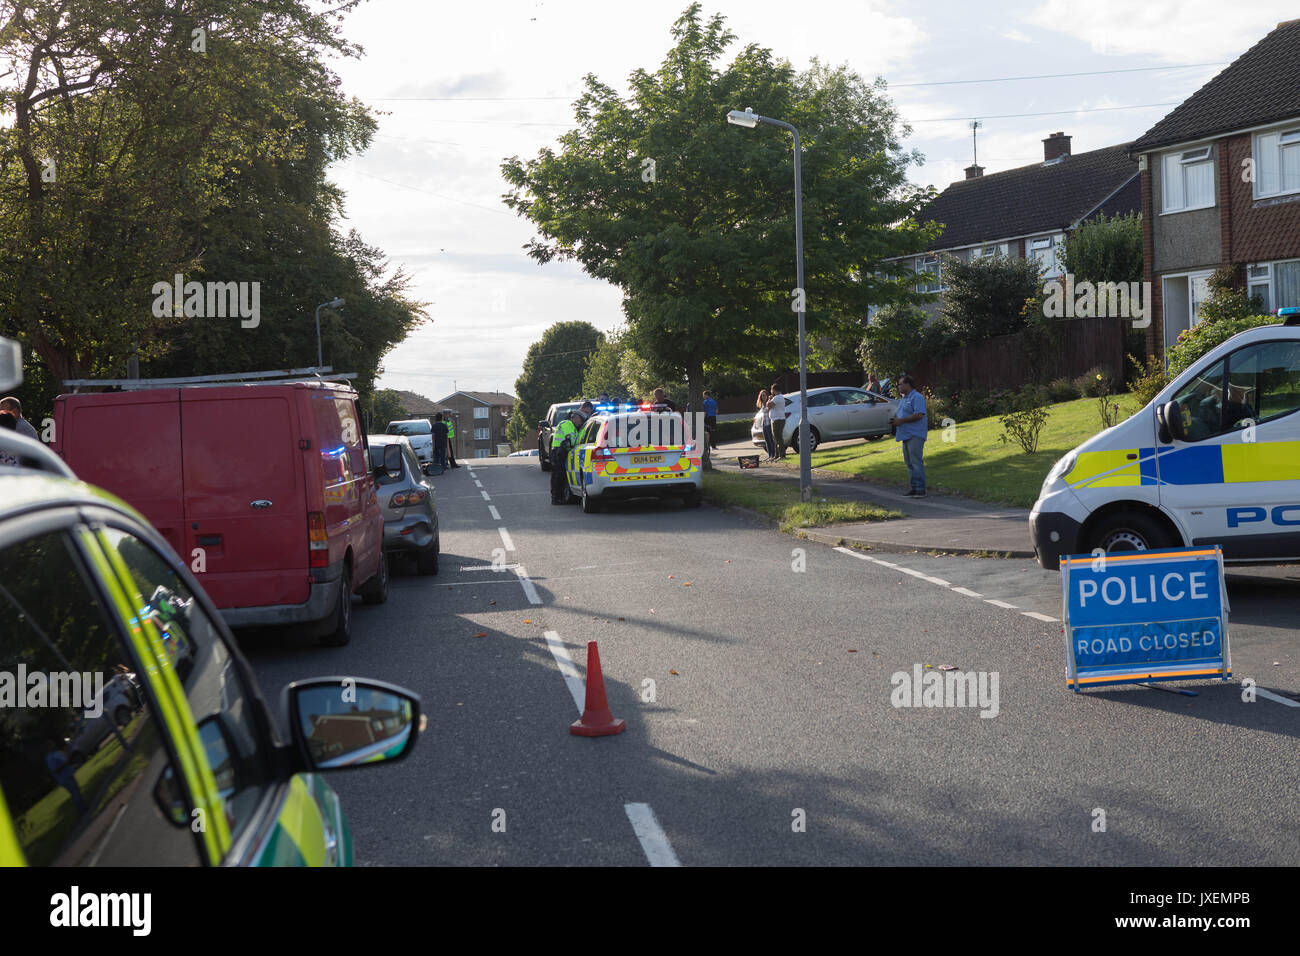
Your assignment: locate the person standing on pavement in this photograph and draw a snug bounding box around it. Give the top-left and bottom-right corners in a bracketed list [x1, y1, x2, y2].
[445, 416, 459, 468]
[767, 384, 789, 460]
[866, 373, 882, 396]
[549, 409, 581, 504]
[702, 390, 718, 450]
[0, 397, 38, 440]
[889, 374, 928, 497]
[431, 413, 449, 471]
[756, 389, 774, 461]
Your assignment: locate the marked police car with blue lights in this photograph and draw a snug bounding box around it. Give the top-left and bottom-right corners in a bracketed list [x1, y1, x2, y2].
[1032, 310, 1300, 568]
[561, 404, 703, 513]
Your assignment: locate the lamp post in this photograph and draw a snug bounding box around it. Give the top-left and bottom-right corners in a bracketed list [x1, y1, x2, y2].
[726, 107, 811, 502]
[314, 297, 345, 369]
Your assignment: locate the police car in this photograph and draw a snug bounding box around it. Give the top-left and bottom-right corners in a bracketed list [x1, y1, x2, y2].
[0, 338, 423, 865]
[1031, 311, 1300, 568]
[559, 404, 703, 513]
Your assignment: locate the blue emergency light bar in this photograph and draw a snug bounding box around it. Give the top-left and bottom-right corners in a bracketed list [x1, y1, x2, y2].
[1280, 306, 1299, 325]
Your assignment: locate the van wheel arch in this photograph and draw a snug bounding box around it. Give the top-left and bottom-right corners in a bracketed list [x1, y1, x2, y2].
[1081, 503, 1185, 554]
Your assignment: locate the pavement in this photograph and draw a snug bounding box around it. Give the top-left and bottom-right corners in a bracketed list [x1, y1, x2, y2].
[705, 437, 1036, 558]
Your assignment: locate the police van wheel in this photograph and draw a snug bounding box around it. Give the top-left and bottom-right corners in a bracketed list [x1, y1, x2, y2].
[1090, 511, 1170, 555]
[582, 486, 602, 513]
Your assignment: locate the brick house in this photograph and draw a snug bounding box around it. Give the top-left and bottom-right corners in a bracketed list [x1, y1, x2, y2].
[889, 132, 1140, 319]
[1131, 18, 1300, 357]
[434, 390, 516, 458]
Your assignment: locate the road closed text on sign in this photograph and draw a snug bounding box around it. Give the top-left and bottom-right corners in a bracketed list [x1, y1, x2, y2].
[1060, 547, 1231, 691]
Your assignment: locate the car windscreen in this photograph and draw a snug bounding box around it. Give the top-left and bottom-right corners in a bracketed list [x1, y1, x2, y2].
[387, 421, 431, 436]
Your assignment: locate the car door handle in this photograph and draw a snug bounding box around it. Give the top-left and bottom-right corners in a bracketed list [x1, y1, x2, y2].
[250, 500, 273, 509]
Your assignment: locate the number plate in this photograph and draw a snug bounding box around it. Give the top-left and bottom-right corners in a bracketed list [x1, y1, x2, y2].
[630, 454, 664, 465]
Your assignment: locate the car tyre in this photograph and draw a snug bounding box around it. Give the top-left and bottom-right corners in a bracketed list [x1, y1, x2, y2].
[582, 484, 602, 513]
[319, 569, 353, 647]
[360, 551, 389, 605]
[1089, 511, 1172, 555]
[683, 490, 703, 508]
[540, 447, 551, 471]
[417, 534, 440, 575]
[790, 427, 821, 454]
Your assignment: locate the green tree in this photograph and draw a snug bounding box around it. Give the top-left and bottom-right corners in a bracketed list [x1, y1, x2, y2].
[581, 328, 632, 399]
[365, 390, 409, 434]
[510, 320, 603, 447]
[939, 253, 1043, 342]
[1057, 213, 1143, 285]
[857, 304, 955, 379]
[501, 4, 936, 433]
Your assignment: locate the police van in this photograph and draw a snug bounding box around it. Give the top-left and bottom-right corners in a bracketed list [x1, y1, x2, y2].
[1031, 312, 1300, 568]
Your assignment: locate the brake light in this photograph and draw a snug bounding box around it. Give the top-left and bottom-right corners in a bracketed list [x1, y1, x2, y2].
[308, 512, 328, 568]
[592, 445, 614, 462]
[389, 489, 428, 508]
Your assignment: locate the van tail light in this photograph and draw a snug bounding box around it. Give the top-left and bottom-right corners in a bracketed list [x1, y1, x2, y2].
[308, 512, 329, 568]
[389, 489, 428, 508]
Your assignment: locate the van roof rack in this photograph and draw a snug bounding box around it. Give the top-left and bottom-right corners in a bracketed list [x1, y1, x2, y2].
[62, 366, 358, 390]
[0, 431, 76, 478]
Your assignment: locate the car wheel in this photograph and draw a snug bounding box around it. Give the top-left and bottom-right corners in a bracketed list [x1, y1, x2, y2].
[360, 551, 389, 605]
[113, 705, 131, 728]
[417, 534, 440, 575]
[683, 490, 702, 508]
[582, 484, 602, 513]
[540, 447, 550, 471]
[1089, 511, 1173, 555]
[319, 568, 353, 647]
[865, 434, 885, 442]
[790, 428, 820, 454]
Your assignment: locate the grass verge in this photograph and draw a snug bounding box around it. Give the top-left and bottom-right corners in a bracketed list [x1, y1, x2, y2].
[702, 471, 901, 533]
[806, 393, 1142, 508]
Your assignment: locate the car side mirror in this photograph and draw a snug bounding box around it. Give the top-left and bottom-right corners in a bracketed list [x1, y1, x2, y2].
[537, 419, 548, 429]
[1158, 401, 1185, 443]
[284, 678, 423, 773]
[381, 444, 402, 474]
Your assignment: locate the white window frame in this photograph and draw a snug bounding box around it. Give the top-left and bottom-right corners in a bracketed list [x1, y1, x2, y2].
[1161, 146, 1215, 214]
[1252, 126, 1300, 200]
[914, 255, 943, 293]
[1245, 258, 1300, 312]
[972, 242, 1009, 260]
[474, 427, 490, 441]
[473, 406, 489, 419]
[1029, 234, 1064, 278]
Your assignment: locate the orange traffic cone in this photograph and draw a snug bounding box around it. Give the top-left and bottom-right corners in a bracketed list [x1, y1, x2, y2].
[570, 641, 626, 737]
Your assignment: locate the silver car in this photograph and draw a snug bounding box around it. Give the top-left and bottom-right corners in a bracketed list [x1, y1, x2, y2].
[368, 434, 440, 575]
[751, 386, 898, 454]
[385, 419, 434, 467]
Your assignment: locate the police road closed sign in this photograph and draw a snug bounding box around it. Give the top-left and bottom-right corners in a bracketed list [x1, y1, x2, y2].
[1060, 547, 1231, 691]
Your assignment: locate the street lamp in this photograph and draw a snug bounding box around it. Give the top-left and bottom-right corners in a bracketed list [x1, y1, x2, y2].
[726, 107, 811, 502]
[314, 297, 345, 369]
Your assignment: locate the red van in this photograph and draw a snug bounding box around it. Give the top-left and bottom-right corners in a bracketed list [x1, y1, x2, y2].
[52, 381, 387, 646]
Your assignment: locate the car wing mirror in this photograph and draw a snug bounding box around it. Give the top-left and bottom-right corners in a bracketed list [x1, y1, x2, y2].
[283, 677, 423, 773]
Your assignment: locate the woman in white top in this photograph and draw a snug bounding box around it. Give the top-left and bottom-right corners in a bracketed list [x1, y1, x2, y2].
[756, 389, 775, 461]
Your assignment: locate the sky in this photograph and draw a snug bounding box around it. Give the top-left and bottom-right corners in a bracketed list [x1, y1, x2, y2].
[322, 0, 1298, 402]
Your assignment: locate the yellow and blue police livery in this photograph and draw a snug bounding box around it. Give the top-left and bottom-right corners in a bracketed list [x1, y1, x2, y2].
[563, 404, 703, 513]
[1032, 313, 1300, 568]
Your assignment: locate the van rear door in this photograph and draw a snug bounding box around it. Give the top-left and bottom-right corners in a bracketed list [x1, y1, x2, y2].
[180, 388, 308, 608]
[55, 390, 186, 555]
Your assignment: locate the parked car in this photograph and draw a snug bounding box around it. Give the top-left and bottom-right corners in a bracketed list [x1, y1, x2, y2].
[367, 434, 440, 575]
[385, 418, 434, 468]
[65, 673, 142, 765]
[750, 386, 899, 454]
[0, 424, 422, 866]
[508, 449, 540, 458]
[537, 401, 586, 469]
[53, 381, 387, 646]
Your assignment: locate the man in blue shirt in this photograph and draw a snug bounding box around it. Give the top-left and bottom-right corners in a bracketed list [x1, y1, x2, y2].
[702, 390, 718, 449]
[889, 374, 928, 497]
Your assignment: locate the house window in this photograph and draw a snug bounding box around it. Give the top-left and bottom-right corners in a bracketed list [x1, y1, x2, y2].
[1162, 146, 1214, 213]
[972, 243, 1008, 260]
[1246, 259, 1300, 313]
[475, 449, 489, 459]
[1253, 127, 1300, 199]
[1029, 235, 1063, 277]
[473, 406, 489, 419]
[474, 427, 490, 441]
[915, 255, 942, 293]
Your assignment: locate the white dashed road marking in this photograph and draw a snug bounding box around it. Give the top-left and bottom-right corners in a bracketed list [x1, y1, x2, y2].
[1021, 611, 1060, 623]
[474, 479, 483, 487]
[481, 490, 491, 501]
[1256, 688, 1300, 708]
[498, 527, 515, 551]
[542, 629, 586, 715]
[624, 803, 682, 867]
[951, 587, 983, 598]
[514, 565, 542, 605]
[488, 505, 501, 520]
[985, 599, 1018, 609]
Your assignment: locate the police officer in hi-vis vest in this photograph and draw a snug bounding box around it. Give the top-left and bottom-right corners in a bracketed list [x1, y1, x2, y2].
[446, 417, 458, 468]
[550, 410, 582, 504]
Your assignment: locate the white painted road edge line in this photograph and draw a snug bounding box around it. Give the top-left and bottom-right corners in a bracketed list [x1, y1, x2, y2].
[498, 527, 516, 551]
[624, 803, 682, 868]
[488, 505, 501, 520]
[985, 599, 1018, 609]
[474, 479, 483, 488]
[542, 629, 586, 715]
[481, 490, 491, 501]
[951, 587, 983, 598]
[514, 565, 542, 605]
[1022, 611, 1060, 623]
[1256, 687, 1300, 708]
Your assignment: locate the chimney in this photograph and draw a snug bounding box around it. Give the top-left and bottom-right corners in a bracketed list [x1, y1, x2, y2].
[1043, 131, 1071, 162]
[964, 164, 984, 180]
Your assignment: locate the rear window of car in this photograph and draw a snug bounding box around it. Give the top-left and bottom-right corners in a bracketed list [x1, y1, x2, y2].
[607, 412, 684, 446]
[387, 421, 431, 436]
